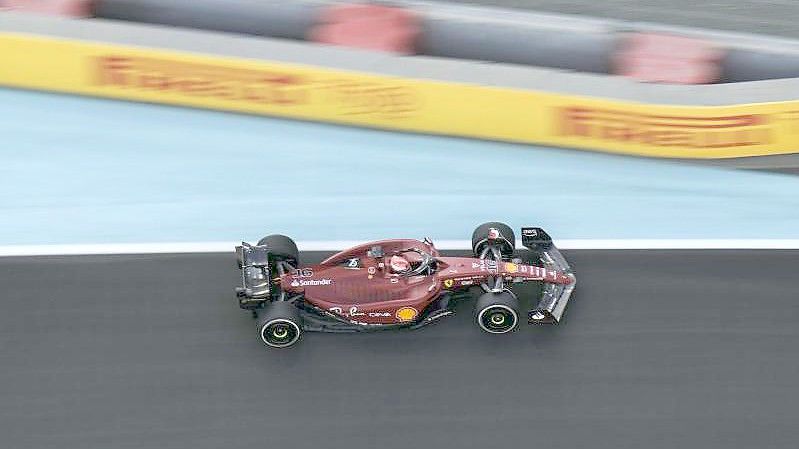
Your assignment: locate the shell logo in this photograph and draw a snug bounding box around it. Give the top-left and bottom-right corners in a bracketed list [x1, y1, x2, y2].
[504, 262, 519, 273]
[443, 279, 454, 288]
[395, 307, 418, 322]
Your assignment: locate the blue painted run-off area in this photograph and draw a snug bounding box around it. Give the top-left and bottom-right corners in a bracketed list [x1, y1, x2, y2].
[1, 87, 799, 245]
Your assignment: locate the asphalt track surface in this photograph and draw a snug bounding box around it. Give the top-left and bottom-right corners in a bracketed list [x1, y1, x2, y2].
[2, 250, 799, 449]
[446, 0, 799, 39]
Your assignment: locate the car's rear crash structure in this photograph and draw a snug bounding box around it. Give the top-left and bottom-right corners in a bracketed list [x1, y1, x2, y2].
[235, 222, 576, 348]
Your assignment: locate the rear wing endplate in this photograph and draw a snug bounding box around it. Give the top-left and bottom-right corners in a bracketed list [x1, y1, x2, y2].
[234, 242, 272, 308]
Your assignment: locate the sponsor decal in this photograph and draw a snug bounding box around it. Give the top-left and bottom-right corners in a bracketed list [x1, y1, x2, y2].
[558, 107, 771, 150]
[93, 56, 419, 119]
[329, 306, 390, 318]
[322, 81, 419, 118]
[443, 279, 454, 288]
[345, 258, 361, 269]
[395, 307, 418, 322]
[453, 275, 482, 286]
[522, 228, 538, 237]
[328, 306, 362, 317]
[95, 56, 308, 105]
[367, 266, 377, 275]
[454, 276, 479, 281]
[505, 262, 519, 274]
[291, 278, 333, 287]
[471, 260, 498, 272]
[330, 306, 397, 320]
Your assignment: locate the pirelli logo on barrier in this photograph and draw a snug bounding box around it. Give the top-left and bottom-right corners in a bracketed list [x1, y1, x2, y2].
[558, 107, 772, 150]
[93, 55, 418, 118]
[95, 55, 309, 104]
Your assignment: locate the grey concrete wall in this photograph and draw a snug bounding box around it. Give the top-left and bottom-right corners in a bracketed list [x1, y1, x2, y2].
[419, 16, 613, 73]
[722, 50, 799, 83]
[435, 0, 799, 41]
[94, 0, 319, 40]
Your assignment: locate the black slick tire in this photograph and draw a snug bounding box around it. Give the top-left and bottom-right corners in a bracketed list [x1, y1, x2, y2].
[257, 301, 302, 348]
[471, 222, 515, 259]
[474, 291, 520, 334]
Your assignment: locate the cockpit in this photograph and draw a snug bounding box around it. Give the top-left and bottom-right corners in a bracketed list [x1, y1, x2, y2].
[362, 245, 436, 277]
[386, 248, 436, 276]
[325, 239, 440, 279]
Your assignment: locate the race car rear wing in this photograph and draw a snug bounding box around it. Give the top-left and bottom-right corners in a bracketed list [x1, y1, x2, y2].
[521, 227, 576, 325]
[234, 242, 272, 309]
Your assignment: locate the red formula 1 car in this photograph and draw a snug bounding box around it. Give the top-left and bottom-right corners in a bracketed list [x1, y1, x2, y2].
[235, 222, 576, 348]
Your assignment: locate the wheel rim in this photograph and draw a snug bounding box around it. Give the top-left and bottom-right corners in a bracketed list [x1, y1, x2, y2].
[261, 319, 301, 348]
[477, 305, 518, 334]
[490, 313, 505, 325]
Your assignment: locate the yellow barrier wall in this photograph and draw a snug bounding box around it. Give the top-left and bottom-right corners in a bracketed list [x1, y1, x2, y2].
[3, 32, 799, 158]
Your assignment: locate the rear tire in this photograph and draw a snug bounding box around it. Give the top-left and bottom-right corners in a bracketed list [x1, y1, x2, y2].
[474, 291, 519, 334]
[257, 301, 302, 348]
[471, 222, 515, 260]
[257, 234, 299, 264]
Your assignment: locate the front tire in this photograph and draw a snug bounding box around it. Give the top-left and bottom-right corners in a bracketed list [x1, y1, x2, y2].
[257, 301, 302, 348]
[474, 291, 519, 334]
[471, 222, 515, 260]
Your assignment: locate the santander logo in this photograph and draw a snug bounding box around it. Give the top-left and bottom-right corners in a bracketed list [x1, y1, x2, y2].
[291, 278, 333, 287]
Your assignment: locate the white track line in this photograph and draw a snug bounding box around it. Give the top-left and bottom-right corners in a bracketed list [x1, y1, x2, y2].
[2, 239, 799, 256]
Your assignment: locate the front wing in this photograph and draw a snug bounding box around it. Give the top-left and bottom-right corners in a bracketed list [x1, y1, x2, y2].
[521, 227, 577, 324]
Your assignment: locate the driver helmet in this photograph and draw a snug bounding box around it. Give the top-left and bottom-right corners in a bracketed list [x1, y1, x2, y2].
[389, 255, 410, 274]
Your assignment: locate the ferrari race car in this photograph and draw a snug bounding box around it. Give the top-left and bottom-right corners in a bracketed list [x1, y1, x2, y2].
[235, 222, 576, 348]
